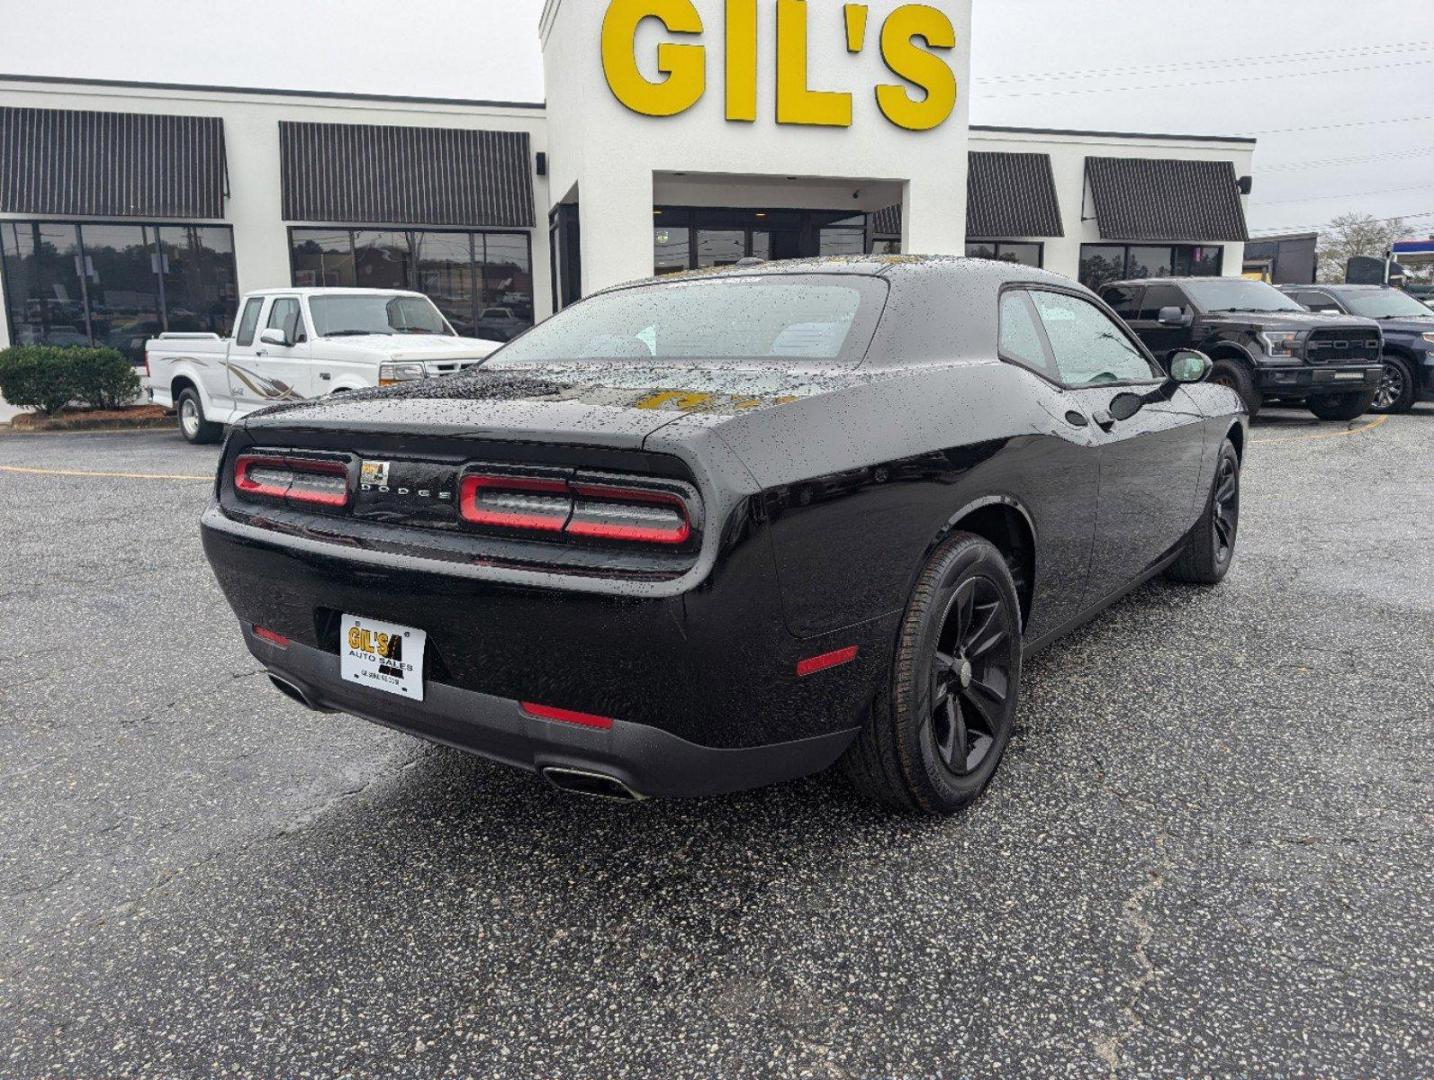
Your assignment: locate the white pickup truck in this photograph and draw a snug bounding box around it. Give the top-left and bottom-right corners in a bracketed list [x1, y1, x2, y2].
[146, 288, 502, 443]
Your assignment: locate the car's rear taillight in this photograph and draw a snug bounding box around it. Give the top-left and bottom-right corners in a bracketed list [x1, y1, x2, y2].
[567, 483, 691, 545]
[234, 454, 350, 508]
[458, 474, 570, 532]
[457, 470, 696, 546]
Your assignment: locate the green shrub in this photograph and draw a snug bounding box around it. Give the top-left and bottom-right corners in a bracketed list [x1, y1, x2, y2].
[0, 345, 138, 415]
[69, 349, 140, 410]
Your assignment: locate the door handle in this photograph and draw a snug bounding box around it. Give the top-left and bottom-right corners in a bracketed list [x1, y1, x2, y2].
[255, 348, 268, 357]
[320, 372, 332, 381]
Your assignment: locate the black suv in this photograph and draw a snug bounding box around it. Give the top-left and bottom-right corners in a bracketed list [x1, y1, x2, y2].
[1278, 284, 1434, 413]
[1099, 278, 1383, 420]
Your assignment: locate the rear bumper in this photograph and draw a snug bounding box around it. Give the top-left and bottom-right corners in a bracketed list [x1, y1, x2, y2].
[248, 629, 857, 798]
[1257, 364, 1381, 396]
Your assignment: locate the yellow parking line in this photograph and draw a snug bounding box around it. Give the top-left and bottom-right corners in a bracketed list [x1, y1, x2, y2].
[0, 464, 211, 482]
[1252, 413, 1389, 446]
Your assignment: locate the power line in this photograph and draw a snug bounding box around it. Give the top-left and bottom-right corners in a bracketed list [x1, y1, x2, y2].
[979, 41, 1434, 85]
[1253, 114, 1434, 135]
[1249, 209, 1434, 237]
[980, 58, 1434, 100]
[1253, 184, 1434, 207]
[1260, 147, 1434, 171]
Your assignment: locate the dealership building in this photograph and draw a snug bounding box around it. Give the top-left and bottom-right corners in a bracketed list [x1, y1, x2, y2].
[0, 0, 1256, 363]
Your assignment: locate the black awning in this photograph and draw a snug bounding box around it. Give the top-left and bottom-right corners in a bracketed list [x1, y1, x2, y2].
[0, 106, 226, 219]
[966, 151, 1063, 238]
[871, 151, 1065, 240]
[280, 121, 535, 229]
[1086, 157, 1249, 242]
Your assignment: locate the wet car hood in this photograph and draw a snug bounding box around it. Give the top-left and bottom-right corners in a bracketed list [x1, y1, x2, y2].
[242, 359, 887, 449]
[1199, 310, 1380, 332]
[1369, 315, 1434, 335]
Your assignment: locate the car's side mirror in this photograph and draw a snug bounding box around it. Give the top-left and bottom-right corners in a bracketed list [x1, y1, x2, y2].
[1167, 349, 1213, 384]
[1158, 305, 1192, 327]
[259, 327, 290, 348]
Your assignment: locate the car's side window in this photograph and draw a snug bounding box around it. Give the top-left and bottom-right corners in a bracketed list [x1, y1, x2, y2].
[1101, 285, 1142, 320]
[1030, 290, 1160, 387]
[1302, 291, 1342, 314]
[266, 298, 305, 345]
[998, 290, 1058, 381]
[234, 298, 263, 348]
[1137, 285, 1188, 321]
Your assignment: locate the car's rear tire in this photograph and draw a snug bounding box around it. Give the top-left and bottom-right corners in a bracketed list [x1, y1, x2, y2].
[1209, 358, 1261, 419]
[1307, 389, 1376, 422]
[841, 532, 1022, 815]
[176, 387, 222, 445]
[1166, 441, 1240, 586]
[1371, 355, 1417, 414]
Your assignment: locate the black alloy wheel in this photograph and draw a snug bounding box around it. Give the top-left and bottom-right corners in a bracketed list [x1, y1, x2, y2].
[841, 532, 1023, 814]
[1166, 440, 1240, 585]
[1372, 356, 1416, 414]
[925, 576, 1016, 778]
[1307, 389, 1376, 422]
[1208, 358, 1261, 419]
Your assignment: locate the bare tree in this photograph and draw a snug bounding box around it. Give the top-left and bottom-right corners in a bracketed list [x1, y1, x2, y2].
[1316, 213, 1408, 283]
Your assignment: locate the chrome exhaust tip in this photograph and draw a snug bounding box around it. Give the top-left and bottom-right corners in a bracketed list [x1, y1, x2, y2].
[541, 767, 646, 803]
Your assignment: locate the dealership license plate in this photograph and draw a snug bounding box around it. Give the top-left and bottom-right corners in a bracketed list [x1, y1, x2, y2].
[340, 615, 426, 701]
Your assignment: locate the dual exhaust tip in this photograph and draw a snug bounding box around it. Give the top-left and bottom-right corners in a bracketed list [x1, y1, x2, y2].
[268, 674, 645, 803]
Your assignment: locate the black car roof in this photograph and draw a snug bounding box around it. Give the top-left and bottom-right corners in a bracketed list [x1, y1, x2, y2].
[1099, 277, 1252, 289]
[601, 254, 1081, 294]
[1276, 283, 1392, 293]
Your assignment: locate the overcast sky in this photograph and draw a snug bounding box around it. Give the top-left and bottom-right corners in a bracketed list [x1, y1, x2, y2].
[3, 0, 1432, 238]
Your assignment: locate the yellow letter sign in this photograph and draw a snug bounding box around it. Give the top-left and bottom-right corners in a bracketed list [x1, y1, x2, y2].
[776, 0, 853, 127]
[602, 0, 707, 117]
[876, 4, 957, 131]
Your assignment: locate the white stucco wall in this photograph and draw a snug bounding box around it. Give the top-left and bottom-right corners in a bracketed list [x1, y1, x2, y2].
[967, 127, 1255, 284]
[0, 78, 553, 361]
[540, 0, 974, 293]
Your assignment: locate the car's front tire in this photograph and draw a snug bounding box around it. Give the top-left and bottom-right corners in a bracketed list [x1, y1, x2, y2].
[1371, 355, 1417, 414]
[1307, 389, 1376, 422]
[1166, 441, 1240, 586]
[176, 387, 223, 445]
[1209, 358, 1261, 418]
[842, 532, 1022, 815]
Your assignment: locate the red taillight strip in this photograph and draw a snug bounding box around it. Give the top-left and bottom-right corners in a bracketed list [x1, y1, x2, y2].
[253, 626, 291, 648]
[567, 483, 692, 545]
[458, 474, 571, 532]
[796, 646, 859, 678]
[234, 454, 350, 508]
[521, 702, 615, 731]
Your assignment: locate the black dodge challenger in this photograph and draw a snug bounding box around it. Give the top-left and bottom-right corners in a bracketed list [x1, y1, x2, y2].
[201, 257, 1247, 814]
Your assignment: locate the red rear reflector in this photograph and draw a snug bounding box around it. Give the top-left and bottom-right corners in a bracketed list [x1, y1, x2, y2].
[521, 702, 615, 731]
[235, 454, 350, 508]
[253, 626, 291, 648]
[796, 646, 859, 677]
[459, 474, 570, 532]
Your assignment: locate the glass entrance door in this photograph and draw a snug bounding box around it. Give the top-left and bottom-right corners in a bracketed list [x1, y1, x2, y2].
[653, 208, 872, 274]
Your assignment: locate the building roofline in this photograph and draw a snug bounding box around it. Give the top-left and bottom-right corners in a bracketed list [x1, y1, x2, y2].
[0, 72, 546, 111]
[971, 123, 1257, 146]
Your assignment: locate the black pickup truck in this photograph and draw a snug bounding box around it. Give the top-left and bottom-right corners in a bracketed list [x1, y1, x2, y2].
[1278, 284, 1434, 414]
[1099, 277, 1383, 420]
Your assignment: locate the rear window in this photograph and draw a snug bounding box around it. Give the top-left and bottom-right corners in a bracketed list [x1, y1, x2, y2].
[492, 275, 886, 366]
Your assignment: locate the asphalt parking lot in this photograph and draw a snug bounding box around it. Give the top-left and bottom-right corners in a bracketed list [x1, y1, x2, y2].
[1, 407, 1430, 1079]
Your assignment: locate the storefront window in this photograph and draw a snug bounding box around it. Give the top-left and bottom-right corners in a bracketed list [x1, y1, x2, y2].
[1, 220, 238, 362]
[819, 216, 866, 257]
[696, 229, 746, 268]
[287, 228, 534, 343]
[158, 226, 238, 336]
[966, 242, 1043, 268]
[1079, 244, 1226, 289]
[654, 225, 690, 275]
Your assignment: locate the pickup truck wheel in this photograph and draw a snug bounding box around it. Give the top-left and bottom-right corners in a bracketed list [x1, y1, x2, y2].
[1209, 358, 1261, 419]
[841, 532, 1022, 815]
[1372, 355, 1416, 414]
[1166, 441, 1240, 586]
[1307, 389, 1376, 422]
[176, 387, 222, 445]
